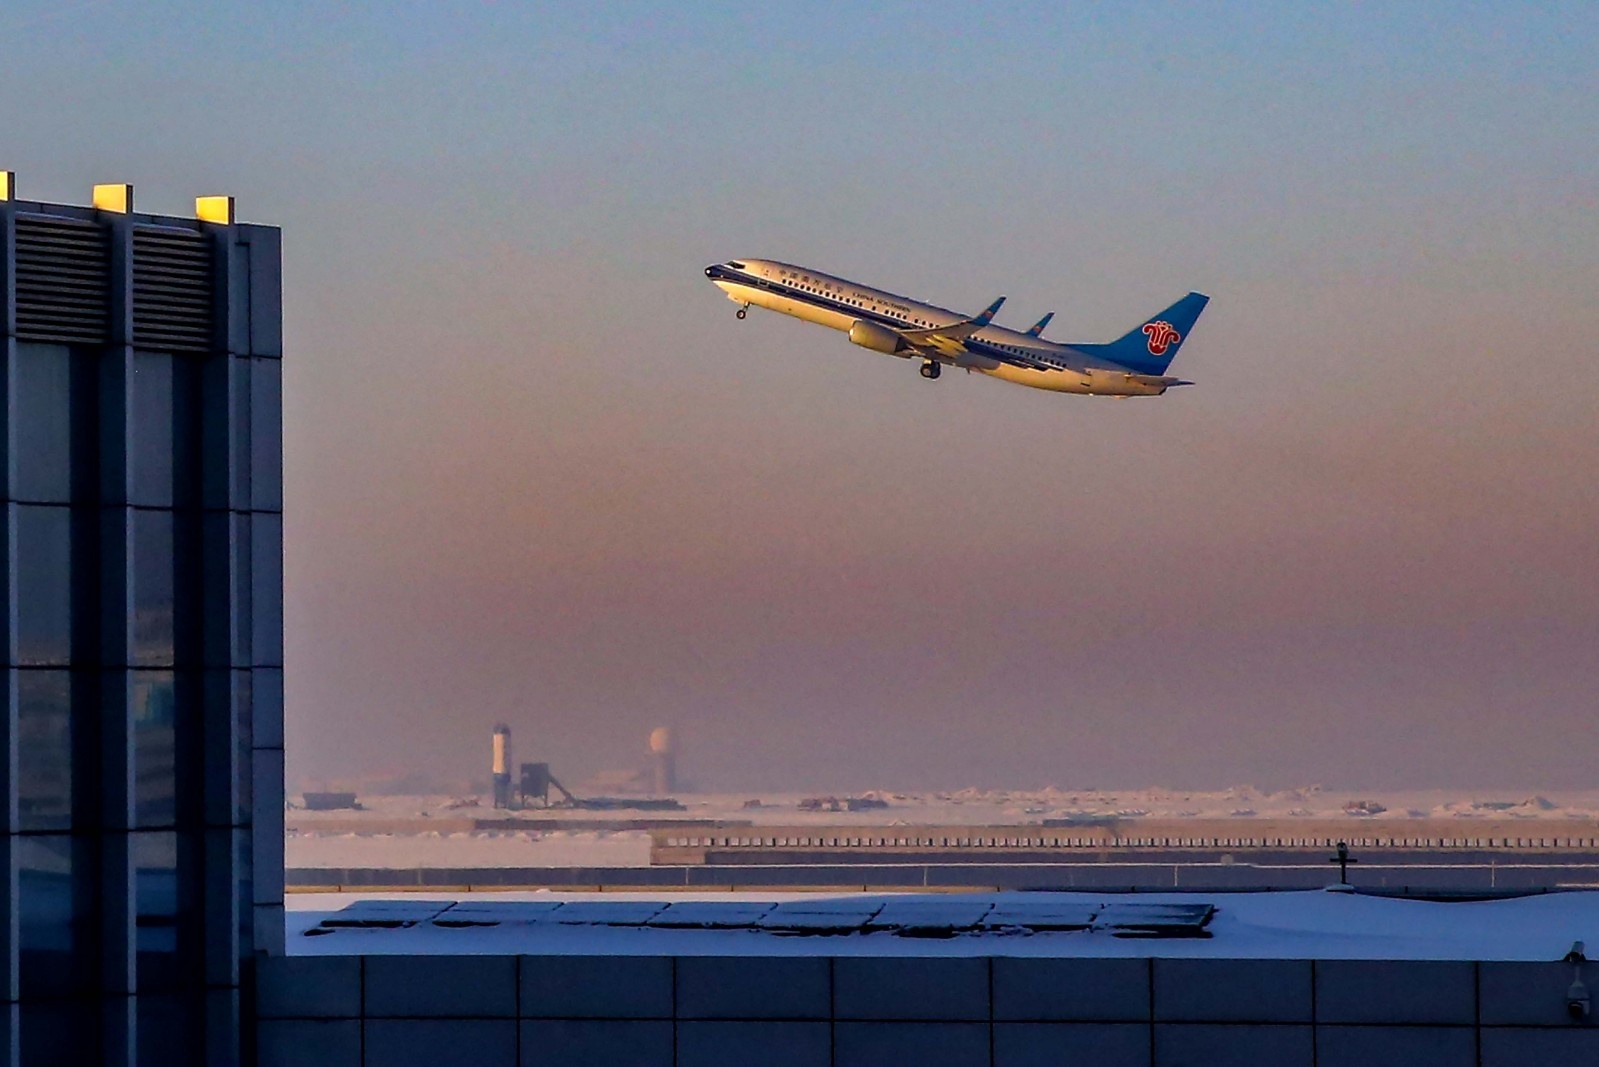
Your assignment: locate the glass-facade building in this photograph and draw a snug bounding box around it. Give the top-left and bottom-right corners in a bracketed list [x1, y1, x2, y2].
[1, 178, 283, 1066]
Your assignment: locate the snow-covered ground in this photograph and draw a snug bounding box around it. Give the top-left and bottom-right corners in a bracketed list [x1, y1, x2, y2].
[286, 830, 651, 869]
[285, 787, 1599, 870]
[289, 786, 1599, 827]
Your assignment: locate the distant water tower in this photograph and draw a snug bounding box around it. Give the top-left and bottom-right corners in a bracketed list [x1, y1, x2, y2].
[649, 727, 677, 795]
[491, 723, 513, 808]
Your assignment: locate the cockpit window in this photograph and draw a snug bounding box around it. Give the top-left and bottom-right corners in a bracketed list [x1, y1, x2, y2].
[728, 261, 746, 269]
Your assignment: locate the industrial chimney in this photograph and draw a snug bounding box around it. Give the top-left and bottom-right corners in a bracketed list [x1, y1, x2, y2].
[491, 723, 513, 808]
[649, 726, 677, 795]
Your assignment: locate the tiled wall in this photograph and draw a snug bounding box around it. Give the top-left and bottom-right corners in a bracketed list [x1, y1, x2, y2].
[257, 955, 1599, 1067]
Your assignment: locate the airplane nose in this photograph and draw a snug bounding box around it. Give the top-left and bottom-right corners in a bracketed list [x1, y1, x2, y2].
[704, 266, 714, 277]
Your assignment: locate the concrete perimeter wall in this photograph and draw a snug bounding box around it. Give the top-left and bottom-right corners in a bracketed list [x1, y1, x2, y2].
[257, 954, 1598, 1067]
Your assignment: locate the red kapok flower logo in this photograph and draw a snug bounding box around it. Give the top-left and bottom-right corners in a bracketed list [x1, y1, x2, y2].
[1142, 320, 1181, 355]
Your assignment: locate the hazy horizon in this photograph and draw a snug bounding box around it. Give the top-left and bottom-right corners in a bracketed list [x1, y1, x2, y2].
[7, 3, 1596, 792]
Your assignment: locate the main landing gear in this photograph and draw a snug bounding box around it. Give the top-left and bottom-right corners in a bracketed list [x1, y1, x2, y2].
[919, 359, 942, 380]
[735, 306, 748, 320]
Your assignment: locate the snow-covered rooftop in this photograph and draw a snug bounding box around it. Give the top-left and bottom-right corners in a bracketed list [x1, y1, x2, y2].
[286, 888, 1599, 962]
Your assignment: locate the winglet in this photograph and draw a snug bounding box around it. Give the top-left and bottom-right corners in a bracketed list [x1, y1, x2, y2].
[972, 296, 1006, 327]
[1025, 312, 1054, 338]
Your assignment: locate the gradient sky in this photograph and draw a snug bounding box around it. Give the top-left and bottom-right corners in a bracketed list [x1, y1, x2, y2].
[5, 2, 1597, 791]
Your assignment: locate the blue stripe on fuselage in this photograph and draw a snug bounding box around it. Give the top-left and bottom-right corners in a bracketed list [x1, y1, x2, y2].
[708, 264, 920, 333]
[707, 264, 1080, 373]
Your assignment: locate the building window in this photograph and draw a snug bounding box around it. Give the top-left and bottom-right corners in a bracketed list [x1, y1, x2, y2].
[133, 671, 178, 828]
[233, 671, 255, 823]
[251, 358, 283, 511]
[252, 514, 284, 666]
[16, 670, 74, 831]
[132, 509, 176, 667]
[17, 835, 96, 998]
[12, 343, 77, 504]
[131, 350, 178, 508]
[15, 505, 73, 667]
[133, 830, 188, 991]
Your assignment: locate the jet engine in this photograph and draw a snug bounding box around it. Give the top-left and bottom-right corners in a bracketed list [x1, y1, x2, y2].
[848, 320, 905, 355]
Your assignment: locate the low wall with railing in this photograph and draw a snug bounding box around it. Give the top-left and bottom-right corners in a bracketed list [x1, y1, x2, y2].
[651, 818, 1599, 864]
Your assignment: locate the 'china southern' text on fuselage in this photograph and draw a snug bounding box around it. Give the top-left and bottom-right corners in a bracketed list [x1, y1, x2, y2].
[704, 259, 1209, 396]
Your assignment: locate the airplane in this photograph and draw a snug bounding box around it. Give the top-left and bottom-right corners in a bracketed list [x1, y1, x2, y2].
[703, 258, 1208, 396]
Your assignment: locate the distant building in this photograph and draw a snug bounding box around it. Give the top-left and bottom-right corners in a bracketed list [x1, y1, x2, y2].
[1, 175, 283, 1065]
[649, 725, 676, 795]
[491, 723, 513, 808]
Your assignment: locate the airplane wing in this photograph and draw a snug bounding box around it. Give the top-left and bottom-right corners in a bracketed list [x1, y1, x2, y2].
[1025, 312, 1054, 338]
[897, 297, 1005, 358]
[1006, 350, 1064, 371]
[899, 296, 1004, 343]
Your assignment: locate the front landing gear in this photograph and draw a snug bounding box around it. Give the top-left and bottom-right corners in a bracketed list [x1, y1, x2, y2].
[919, 360, 942, 380]
[735, 306, 748, 320]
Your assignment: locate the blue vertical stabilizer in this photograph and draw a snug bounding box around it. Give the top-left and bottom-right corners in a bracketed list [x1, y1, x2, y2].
[1070, 292, 1209, 375]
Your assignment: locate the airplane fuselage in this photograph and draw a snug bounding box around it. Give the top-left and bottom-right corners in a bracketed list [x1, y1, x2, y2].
[705, 258, 1193, 396]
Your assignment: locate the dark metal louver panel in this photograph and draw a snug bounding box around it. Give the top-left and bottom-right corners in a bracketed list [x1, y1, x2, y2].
[133, 227, 213, 353]
[14, 216, 110, 344]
